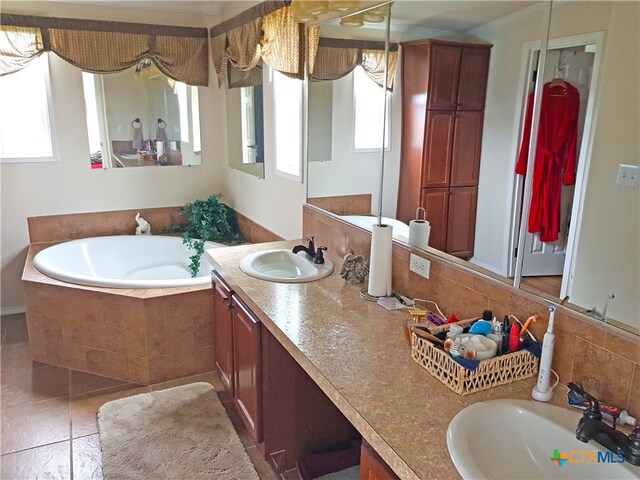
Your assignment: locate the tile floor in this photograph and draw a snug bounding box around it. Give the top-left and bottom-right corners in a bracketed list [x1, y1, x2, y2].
[0, 313, 279, 480]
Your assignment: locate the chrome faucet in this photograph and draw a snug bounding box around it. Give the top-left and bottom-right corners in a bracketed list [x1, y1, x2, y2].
[292, 236, 327, 264]
[569, 383, 640, 466]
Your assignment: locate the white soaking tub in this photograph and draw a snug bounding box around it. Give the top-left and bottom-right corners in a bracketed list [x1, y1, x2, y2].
[33, 235, 225, 288]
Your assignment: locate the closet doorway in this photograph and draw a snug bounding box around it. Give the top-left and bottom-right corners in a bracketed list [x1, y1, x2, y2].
[514, 32, 603, 299]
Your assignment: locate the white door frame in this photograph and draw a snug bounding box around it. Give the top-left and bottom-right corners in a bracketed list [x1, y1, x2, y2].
[506, 40, 543, 278]
[554, 31, 605, 298]
[507, 31, 605, 292]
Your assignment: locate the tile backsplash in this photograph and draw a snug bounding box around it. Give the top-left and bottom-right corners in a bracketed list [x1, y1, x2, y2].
[303, 205, 640, 415]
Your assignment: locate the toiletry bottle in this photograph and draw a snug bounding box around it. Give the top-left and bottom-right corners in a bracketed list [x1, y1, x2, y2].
[509, 323, 520, 352]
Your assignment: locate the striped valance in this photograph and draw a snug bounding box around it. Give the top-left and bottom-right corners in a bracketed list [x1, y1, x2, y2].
[0, 14, 209, 86]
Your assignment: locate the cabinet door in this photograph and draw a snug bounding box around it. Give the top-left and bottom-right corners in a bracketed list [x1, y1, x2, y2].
[212, 271, 234, 395]
[427, 44, 461, 110]
[446, 186, 478, 258]
[421, 111, 455, 188]
[457, 47, 491, 110]
[232, 295, 262, 443]
[420, 188, 449, 252]
[450, 111, 484, 187]
[360, 441, 400, 480]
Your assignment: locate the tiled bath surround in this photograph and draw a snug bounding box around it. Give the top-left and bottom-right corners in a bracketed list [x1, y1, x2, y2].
[22, 206, 281, 385]
[303, 205, 640, 415]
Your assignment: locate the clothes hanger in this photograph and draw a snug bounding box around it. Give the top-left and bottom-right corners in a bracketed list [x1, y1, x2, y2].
[548, 49, 568, 88]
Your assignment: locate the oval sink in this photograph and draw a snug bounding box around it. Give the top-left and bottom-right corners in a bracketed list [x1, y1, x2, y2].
[240, 249, 333, 283]
[447, 399, 638, 479]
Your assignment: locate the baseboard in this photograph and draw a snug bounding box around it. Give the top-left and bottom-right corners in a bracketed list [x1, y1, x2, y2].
[1, 306, 26, 317]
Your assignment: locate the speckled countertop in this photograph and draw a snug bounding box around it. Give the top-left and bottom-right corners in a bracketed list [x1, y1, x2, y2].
[205, 241, 573, 480]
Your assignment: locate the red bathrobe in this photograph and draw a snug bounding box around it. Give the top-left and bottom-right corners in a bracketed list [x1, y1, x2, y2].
[516, 82, 580, 242]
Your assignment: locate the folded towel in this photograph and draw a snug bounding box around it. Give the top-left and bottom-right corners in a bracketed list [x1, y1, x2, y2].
[132, 124, 144, 150]
[156, 120, 168, 145]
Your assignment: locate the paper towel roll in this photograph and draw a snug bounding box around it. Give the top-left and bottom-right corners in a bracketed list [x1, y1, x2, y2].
[368, 224, 393, 297]
[408, 220, 430, 249]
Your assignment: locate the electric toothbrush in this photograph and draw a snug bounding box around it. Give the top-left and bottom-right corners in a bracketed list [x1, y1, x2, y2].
[532, 306, 556, 402]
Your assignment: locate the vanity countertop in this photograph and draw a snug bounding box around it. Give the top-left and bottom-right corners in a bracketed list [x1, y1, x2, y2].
[205, 241, 570, 480]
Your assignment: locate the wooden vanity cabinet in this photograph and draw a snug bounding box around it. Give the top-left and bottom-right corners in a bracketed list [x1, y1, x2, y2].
[211, 271, 234, 394]
[231, 294, 263, 443]
[211, 270, 263, 444]
[360, 441, 400, 480]
[397, 39, 491, 259]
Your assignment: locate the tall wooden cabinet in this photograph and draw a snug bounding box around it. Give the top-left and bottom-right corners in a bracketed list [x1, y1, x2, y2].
[397, 39, 491, 259]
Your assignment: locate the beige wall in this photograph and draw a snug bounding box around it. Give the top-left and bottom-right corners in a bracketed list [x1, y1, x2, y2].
[555, 1, 639, 327]
[0, 2, 227, 313]
[468, 3, 548, 275]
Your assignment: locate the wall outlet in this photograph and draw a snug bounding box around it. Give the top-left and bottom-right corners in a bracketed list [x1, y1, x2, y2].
[410, 253, 430, 279]
[616, 164, 639, 188]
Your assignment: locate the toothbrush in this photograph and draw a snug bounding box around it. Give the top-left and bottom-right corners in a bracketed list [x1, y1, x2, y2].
[532, 306, 556, 402]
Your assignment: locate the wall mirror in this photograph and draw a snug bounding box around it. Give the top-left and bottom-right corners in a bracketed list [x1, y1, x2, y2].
[306, 0, 639, 336]
[83, 60, 202, 169]
[225, 63, 266, 178]
[516, 0, 638, 334]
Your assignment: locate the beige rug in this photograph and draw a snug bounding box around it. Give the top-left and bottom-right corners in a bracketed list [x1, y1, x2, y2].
[98, 382, 259, 480]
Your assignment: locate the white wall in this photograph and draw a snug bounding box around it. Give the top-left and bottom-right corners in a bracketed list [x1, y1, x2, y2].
[0, 2, 227, 313]
[466, 3, 549, 276]
[555, 1, 639, 327]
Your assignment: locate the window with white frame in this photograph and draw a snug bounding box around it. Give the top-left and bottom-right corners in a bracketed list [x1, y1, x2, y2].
[0, 55, 55, 163]
[353, 65, 390, 151]
[272, 68, 303, 180]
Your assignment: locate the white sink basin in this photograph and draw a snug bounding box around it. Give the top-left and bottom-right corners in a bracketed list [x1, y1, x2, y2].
[240, 249, 333, 283]
[447, 399, 638, 479]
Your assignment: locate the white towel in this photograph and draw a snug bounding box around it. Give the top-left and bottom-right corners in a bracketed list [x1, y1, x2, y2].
[132, 125, 144, 150]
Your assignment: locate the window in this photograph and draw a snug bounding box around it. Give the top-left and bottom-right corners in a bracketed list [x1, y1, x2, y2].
[272, 68, 303, 180]
[0, 55, 55, 163]
[353, 66, 390, 151]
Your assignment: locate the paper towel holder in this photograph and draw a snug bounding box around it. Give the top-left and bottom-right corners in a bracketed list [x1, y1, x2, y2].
[414, 207, 427, 223]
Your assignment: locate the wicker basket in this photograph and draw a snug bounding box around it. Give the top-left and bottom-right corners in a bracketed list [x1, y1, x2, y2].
[410, 318, 539, 395]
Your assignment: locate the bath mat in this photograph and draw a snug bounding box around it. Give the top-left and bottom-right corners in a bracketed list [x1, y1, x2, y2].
[97, 382, 259, 480]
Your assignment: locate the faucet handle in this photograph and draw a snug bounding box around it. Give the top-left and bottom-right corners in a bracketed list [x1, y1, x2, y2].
[312, 246, 327, 264]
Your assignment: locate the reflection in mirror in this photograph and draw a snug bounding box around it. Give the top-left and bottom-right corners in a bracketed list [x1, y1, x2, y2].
[518, 0, 639, 334]
[307, 0, 548, 284]
[83, 60, 202, 169]
[226, 64, 265, 178]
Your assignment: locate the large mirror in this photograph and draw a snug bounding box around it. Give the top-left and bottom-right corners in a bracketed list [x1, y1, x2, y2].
[83, 60, 202, 168]
[306, 0, 639, 335]
[516, 0, 638, 333]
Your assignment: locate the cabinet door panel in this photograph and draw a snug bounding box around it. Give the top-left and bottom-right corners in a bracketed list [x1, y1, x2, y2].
[451, 111, 484, 187]
[212, 272, 234, 395]
[360, 441, 400, 480]
[420, 188, 449, 252]
[232, 295, 262, 443]
[457, 47, 491, 110]
[446, 186, 478, 258]
[421, 112, 455, 188]
[427, 44, 461, 110]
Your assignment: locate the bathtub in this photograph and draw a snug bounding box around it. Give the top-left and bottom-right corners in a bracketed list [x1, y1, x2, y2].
[340, 215, 410, 241]
[33, 235, 225, 289]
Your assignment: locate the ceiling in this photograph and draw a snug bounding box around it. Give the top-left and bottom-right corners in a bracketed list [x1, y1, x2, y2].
[391, 0, 540, 33]
[51, 0, 230, 16]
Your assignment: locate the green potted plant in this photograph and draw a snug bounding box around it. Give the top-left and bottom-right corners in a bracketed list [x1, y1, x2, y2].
[180, 194, 243, 276]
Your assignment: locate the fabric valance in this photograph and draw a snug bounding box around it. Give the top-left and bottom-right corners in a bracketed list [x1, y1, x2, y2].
[0, 14, 209, 86]
[210, 3, 318, 88]
[310, 37, 398, 89]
